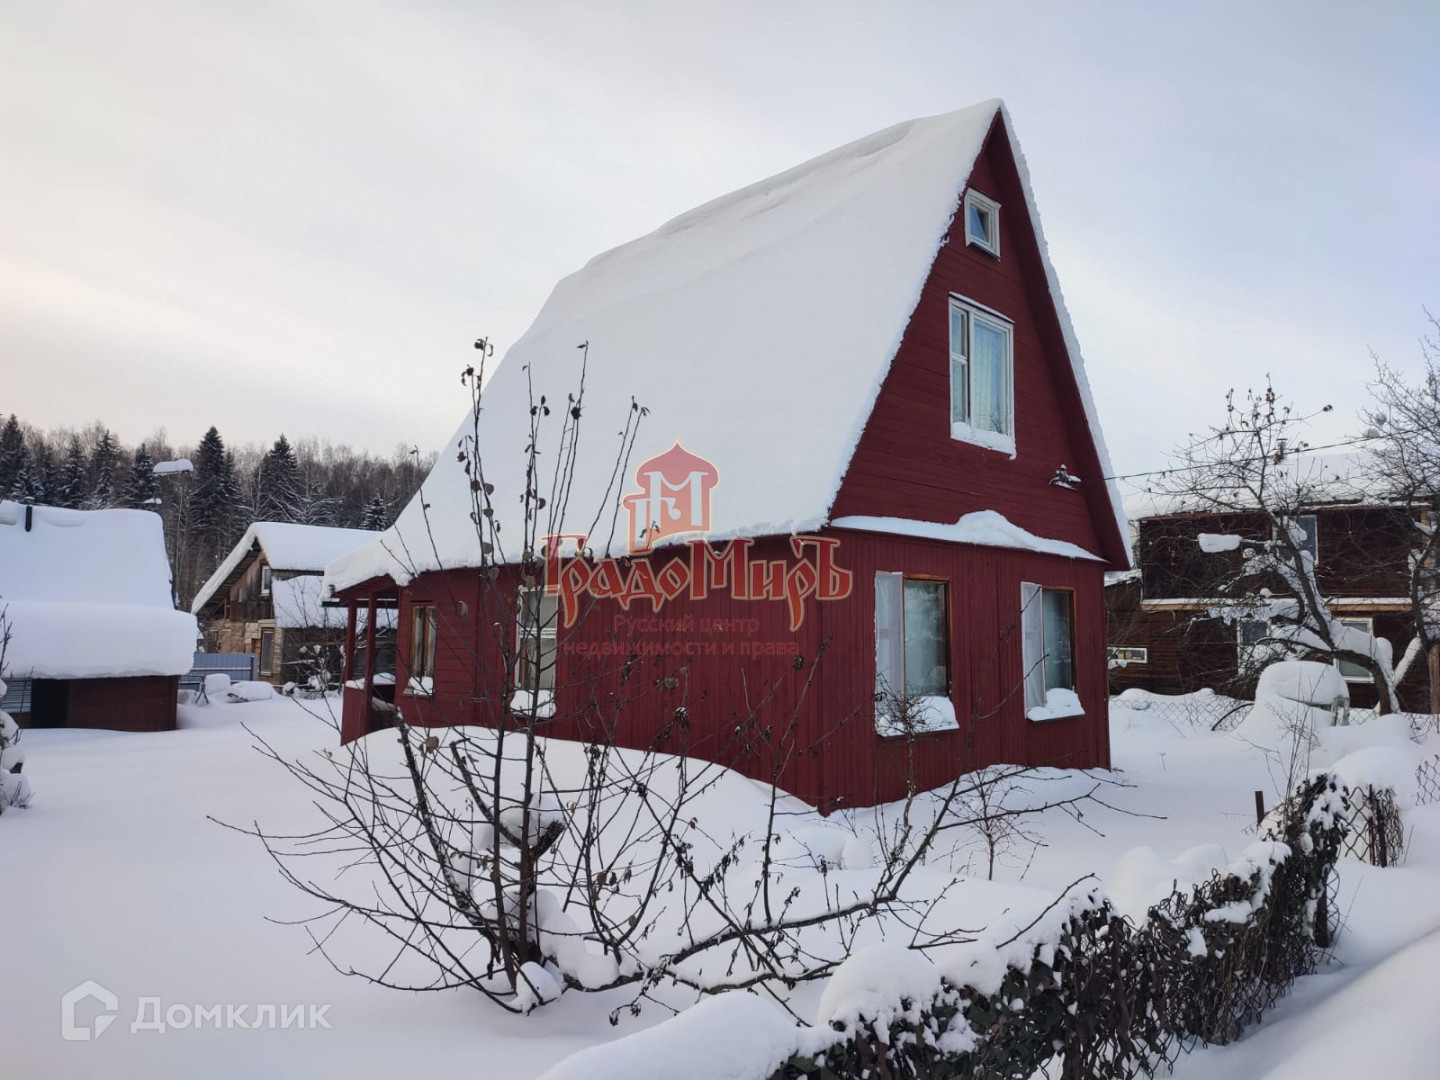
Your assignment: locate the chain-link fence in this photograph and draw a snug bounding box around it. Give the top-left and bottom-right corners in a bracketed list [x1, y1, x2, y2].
[1338, 785, 1405, 867]
[1416, 755, 1440, 808]
[1111, 690, 1252, 731]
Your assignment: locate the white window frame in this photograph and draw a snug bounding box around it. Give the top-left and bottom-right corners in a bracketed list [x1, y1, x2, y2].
[407, 602, 437, 695]
[874, 571, 956, 736]
[964, 189, 1001, 258]
[948, 296, 1016, 456]
[515, 587, 558, 703]
[1022, 583, 1082, 721]
[1107, 646, 1148, 665]
[260, 565, 272, 597]
[1335, 616, 1374, 683]
[258, 627, 275, 677]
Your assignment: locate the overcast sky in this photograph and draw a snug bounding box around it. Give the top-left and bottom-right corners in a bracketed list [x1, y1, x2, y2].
[3, 0, 1436, 490]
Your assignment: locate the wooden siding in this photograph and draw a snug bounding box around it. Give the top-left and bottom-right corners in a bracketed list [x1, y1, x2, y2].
[340, 531, 1110, 809]
[1138, 507, 1415, 602]
[830, 114, 1125, 568]
[14, 676, 179, 732]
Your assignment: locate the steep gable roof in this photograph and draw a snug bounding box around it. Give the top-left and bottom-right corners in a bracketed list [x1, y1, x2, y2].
[191, 522, 380, 616]
[327, 100, 1125, 593]
[0, 501, 196, 679]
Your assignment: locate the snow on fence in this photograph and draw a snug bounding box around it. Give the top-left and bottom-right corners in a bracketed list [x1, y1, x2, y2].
[180, 653, 259, 696]
[543, 774, 1359, 1080]
[1111, 689, 1252, 731]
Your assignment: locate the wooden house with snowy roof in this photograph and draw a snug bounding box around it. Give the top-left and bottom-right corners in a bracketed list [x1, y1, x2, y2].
[192, 522, 385, 688]
[323, 100, 1130, 809]
[0, 501, 197, 730]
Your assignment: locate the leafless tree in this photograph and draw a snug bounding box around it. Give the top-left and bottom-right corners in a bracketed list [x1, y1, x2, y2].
[229, 340, 1129, 1018]
[1365, 312, 1440, 698]
[1151, 381, 1400, 711]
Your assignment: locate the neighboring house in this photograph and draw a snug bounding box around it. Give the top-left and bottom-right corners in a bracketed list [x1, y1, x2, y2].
[1107, 469, 1433, 712]
[0, 501, 196, 730]
[323, 100, 1131, 810]
[191, 522, 385, 688]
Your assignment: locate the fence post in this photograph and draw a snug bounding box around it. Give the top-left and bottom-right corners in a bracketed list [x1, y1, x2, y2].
[1254, 791, 1265, 830]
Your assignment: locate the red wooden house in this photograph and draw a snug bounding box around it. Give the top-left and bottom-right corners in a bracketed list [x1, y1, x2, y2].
[324, 100, 1130, 810]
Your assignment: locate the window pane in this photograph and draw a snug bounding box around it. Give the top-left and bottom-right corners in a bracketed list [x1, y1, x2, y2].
[875, 572, 905, 702]
[950, 358, 969, 424]
[425, 607, 437, 678]
[968, 203, 990, 244]
[1021, 582, 1045, 709]
[1238, 619, 1268, 646]
[1337, 617, 1371, 679]
[903, 580, 948, 697]
[970, 319, 1009, 434]
[1042, 589, 1073, 691]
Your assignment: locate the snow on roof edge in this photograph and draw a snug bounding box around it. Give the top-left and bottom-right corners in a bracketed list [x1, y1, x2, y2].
[830, 511, 1101, 561]
[191, 522, 380, 615]
[995, 102, 1130, 568]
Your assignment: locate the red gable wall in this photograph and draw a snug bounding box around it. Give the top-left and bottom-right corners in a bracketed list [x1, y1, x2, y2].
[830, 114, 1125, 566]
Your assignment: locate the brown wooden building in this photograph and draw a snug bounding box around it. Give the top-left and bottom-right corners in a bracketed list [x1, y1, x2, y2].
[191, 522, 386, 688]
[325, 100, 1132, 810]
[0, 501, 197, 730]
[1106, 496, 1435, 712]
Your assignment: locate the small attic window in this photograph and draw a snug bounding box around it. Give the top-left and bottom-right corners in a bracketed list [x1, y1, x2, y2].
[964, 190, 1000, 257]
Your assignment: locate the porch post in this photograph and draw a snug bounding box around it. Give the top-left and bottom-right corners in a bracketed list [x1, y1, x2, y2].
[342, 601, 358, 684]
[362, 594, 378, 729]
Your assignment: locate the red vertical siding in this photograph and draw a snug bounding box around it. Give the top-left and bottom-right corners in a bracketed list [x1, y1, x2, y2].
[830, 115, 1125, 567]
[340, 530, 1109, 810]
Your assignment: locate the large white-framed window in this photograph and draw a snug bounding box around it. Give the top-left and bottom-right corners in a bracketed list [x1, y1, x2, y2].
[1022, 584, 1082, 721]
[408, 602, 437, 695]
[1335, 616, 1374, 682]
[874, 572, 955, 735]
[513, 587, 558, 717]
[260, 565, 273, 597]
[949, 297, 1015, 455]
[964, 189, 1001, 257]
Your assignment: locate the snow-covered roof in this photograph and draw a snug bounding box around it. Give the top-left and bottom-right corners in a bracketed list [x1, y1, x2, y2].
[0, 501, 197, 679]
[1122, 452, 1387, 522]
[192, 522, 380, 616]
[327, 100, 1126, 593]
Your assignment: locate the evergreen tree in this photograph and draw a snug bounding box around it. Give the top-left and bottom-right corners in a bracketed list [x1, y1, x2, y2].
[126, 446, 161, 508]
[360, 493, 389, 531]
[13, 452, 45, 504]
[0, 415, 23, 496]
[54, 435, 88, 509]
[221, 450, 248, 541]
[190, 427, 235, 539]
[88, 428, 119, 508]
[257, 434, 302, 522]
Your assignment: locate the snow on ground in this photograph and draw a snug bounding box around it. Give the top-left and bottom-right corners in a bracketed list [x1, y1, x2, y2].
[1, 694, 1438, 1077]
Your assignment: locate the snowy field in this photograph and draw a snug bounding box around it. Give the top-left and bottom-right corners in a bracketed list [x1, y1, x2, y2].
[3, 695, 1440, 1078]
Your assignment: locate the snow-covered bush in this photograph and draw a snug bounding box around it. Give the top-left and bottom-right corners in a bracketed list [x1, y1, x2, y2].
[0, 677, 33, 812]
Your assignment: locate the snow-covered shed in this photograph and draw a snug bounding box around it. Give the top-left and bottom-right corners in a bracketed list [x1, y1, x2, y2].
[326, 99, 1130, 807]
[0, 501, 197, 730]
[192, 522, 385, 686]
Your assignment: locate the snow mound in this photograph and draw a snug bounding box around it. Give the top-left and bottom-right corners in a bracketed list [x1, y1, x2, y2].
[537, 991, 802, 1080]
[816, 942, 943, 1029]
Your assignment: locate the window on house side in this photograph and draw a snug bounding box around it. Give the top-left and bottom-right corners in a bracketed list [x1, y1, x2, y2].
[875, 573, 952, 733]
[260, 565, 272, 597]
[1278, 515, 1318, 563]
[949, 298, 1014, 449]
[259, 628, 275, 676]
[964, 189, 1000, 257]
[410, 603, 437, 684]
[1021, 584, 1078, 718]
[1336, 616, 1374, 682]
[517, 588, 558, 694]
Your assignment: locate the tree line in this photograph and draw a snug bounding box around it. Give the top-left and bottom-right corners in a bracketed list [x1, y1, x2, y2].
[0, 414, 434, 605]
